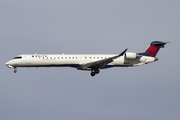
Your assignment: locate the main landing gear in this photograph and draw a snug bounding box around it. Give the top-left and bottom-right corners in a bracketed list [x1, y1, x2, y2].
[90, 69, 100, 77]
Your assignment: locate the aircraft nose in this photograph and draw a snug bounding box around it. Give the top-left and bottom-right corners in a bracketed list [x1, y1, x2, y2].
[5, 61, 10, 65]
[5, 61, 14, 68]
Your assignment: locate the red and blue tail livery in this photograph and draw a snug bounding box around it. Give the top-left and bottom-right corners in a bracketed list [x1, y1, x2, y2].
[139, 41, 168, 57]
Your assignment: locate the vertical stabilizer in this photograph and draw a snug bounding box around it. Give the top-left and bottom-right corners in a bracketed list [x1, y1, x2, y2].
[139, 41, 168, 57]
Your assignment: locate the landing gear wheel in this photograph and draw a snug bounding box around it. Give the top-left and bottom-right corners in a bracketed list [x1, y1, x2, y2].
[91, 72, 95, 77]
[95, 69, 100, 74]
[14, 70, 17, 73]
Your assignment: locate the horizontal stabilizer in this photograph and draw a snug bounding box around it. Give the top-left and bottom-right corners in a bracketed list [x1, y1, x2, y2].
[152, 41, 169, 48]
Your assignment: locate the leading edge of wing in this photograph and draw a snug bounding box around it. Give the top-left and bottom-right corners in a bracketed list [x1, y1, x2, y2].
[80, 49, 128, 69]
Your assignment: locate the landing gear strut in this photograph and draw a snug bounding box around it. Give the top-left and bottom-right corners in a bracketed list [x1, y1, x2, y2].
[90, 69, 100, 77]
[95, 69, 100, 74]
[14, 67, 17, 73]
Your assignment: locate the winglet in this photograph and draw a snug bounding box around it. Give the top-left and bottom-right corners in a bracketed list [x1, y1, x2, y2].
[119, 49, 128, 56]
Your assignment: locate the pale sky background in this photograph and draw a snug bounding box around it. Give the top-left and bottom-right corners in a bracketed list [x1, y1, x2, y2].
[1, 0, 180, 120]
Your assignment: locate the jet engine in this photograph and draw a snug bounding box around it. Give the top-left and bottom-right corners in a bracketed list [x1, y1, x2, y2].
[125, 52, 139, 59]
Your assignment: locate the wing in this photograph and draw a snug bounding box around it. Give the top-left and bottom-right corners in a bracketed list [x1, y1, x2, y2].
[79, 49, 128, 69]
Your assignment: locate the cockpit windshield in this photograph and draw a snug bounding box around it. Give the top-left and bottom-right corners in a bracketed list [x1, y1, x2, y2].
[13, 56, 22, 59]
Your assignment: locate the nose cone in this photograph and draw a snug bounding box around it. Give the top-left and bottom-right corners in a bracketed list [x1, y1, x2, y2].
[5, 61, 14, 68]
[5, 61, 10, 65]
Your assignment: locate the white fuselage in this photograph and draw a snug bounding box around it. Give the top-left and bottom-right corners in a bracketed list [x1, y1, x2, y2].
[5, 53, 157, 70]
[5, 41, 166, 76]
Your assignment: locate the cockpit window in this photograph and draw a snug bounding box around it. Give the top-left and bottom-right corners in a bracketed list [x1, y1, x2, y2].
[13, 56, 22, 59]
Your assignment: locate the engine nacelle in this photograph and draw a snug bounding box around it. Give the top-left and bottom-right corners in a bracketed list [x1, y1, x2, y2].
[125, 52, 138, 59]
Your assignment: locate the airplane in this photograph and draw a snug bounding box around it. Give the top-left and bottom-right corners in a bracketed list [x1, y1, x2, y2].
[5, 41, 168, 76]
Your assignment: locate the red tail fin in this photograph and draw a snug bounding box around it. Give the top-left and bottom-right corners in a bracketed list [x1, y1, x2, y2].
[139, 41, 167, 57]
[145, 46, 161, 57]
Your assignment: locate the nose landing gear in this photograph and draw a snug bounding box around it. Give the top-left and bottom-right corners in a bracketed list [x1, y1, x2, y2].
[14, 70, 17, 73]
[14, 67, 17, 73]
